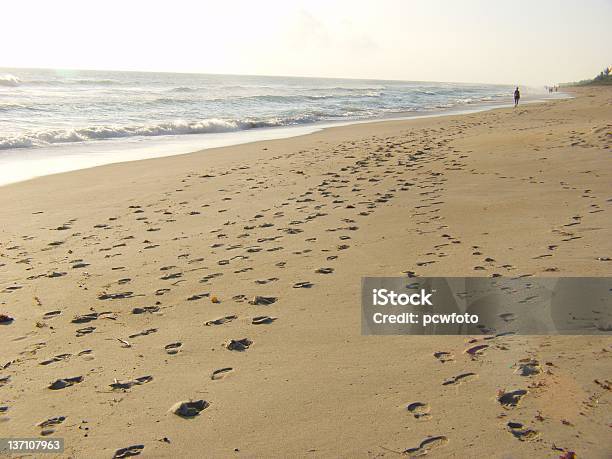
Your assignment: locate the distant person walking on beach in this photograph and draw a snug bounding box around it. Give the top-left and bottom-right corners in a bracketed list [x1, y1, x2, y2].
[513, 87, 520, 107]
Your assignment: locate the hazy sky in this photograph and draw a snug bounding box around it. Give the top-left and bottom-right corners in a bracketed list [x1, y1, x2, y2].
[2, 0, 610, 84]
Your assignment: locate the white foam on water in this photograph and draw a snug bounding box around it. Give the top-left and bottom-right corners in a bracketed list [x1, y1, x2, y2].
[0, 68, 567, 186]
[0, 95, 570, 187]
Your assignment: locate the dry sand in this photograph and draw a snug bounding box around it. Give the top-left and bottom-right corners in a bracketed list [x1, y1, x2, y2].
[0, 87, 610, 458]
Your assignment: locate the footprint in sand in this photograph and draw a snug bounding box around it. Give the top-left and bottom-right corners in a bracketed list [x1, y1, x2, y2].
[110, 375, 153, 390]
[464, 344, 488, 358]
[442, 372, 477, 386]
[98, 291, 133, 300]
[234, 267, 253, 273]
[78, 349, 94, 361]
[132, 306, 160, 314]
[255, 278, 279, 285]
[169, 400, 209, 418]
[201, 272, 223, 283]
[37, 416, 66, 428]
[499, 313, 516, 323]
[507, 422, 540, 441]
[0, 314, 14, 325]
[515, 360, 541, 376]
[40, 354, 72, 366]
[225, 338, 252, 351]
[498, 389, 528, 408]
[293, 281, 313, 288]
[187, 293, 209, 301]
[3, 285, 22, 294]
[403, 436, 448, 456]
[42, 310, 62, 320]
[252, 316, 276, 325]
[205, 315, 237, 326]
[71, 312, 112, 324]
[113, 444, 144, 458]
[315, 267, 334, 274]
[72, 261, 91, 269]
[48, 376, 83, 390]
[406, 402, 431, 421]
[76, 326, 95, 337]
[249, 296, 277, 305]
[433, 351, 454, 363]
[165, 342, 182, 355]
[128, 328, 158, 339]
[211, 367, 234, 380]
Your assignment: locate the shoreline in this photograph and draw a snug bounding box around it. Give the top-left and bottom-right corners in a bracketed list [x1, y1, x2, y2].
[0, 86, 609, 458]
[0, 92, 568, 187]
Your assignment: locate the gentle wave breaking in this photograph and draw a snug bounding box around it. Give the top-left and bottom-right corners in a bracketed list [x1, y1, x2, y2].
[0, 68, 548, 152]
[0, 118, 312, 150]
[0, 74, 20, 87]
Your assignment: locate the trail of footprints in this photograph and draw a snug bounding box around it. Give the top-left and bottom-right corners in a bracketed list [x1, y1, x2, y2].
[0, 113, 609, 456]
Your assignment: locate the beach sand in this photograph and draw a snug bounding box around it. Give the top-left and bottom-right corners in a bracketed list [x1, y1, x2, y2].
[0, 87, 610, 458]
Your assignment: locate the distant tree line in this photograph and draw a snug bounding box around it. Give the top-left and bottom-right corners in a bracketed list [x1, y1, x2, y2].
[593, 66, 611, 81]
[562, 66, 612, 86]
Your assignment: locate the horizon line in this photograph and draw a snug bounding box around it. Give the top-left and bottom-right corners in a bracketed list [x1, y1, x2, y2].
[0, 64, 543, 87]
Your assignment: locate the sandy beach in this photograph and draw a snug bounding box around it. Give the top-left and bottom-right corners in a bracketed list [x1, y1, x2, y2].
[1, 87, 610, 458]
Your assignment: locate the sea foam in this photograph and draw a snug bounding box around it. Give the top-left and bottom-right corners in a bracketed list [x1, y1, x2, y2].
[0, 74, 20, 87]
[0, 68, 551, 152]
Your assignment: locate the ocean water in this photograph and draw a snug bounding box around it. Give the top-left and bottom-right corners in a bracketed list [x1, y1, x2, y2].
[0, 68, 559, 185]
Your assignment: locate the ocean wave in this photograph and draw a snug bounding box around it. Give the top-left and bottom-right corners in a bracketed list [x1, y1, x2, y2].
[68, 78, 123, 86]
[149, 97, 195, 105]
[308, 91, 381, 99]
[0, 101, 49, 112]
[202, 92, 382, 104]
[0, 71, 520, 152]
[21, 78, 126, 87]
[0, 74, 20, 87]
[303, 86, 385, 92]
[168, 86, 199, 93]
[252, 93, 380, 102]
[0, 117, 319, 150]
[0, 102, 28, 111]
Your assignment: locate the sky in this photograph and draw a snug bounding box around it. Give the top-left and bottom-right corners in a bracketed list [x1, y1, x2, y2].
[1, 0, 610, 85]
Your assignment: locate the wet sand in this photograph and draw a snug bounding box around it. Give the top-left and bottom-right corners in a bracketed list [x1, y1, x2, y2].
[0, 86, 610, 458]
